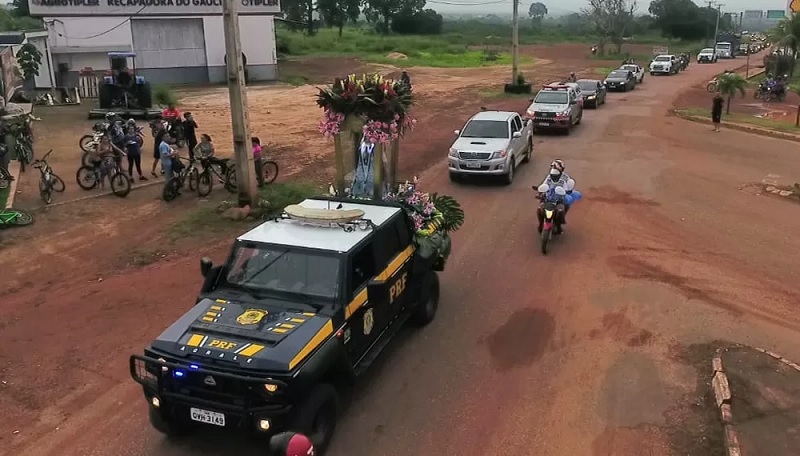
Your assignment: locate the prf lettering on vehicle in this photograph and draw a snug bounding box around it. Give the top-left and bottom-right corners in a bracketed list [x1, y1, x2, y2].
[207, 339, 237, 350]
[389, 272, 408, 304]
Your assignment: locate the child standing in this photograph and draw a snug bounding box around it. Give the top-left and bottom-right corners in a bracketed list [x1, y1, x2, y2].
[125, 125, 146, 181]
[252, 136, 264, 188]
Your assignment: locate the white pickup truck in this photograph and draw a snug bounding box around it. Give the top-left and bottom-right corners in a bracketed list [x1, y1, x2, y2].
[448, 110, 534, 185]
[649, 55, 677, 75]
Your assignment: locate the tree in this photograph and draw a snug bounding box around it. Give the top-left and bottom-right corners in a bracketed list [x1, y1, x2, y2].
[15, 43, 42, 82]
[528, 2, 548, 26]
[10, 0, 29, 17]
[364, 0, 425, 35]
[716, 73, 746, 114]
[582, 0, 637, 55]
[282, 0, 317, 35]
[392, 8, 443, 35]
[317, 0, 360, 36]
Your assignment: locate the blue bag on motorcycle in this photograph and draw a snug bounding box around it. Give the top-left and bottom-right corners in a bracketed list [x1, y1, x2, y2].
[566, 190, 582, 204]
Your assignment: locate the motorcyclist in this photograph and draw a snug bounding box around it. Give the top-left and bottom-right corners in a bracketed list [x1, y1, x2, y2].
[536, 160, 575, 234]
[161, 104, 182, 136]
[269, 432, 315, 456]
[567, 72, 576, 82]
[400, 70, 411, 88]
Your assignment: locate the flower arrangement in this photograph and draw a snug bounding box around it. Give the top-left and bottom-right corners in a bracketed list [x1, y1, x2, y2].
[317, 73, 415, 145]
[385, 178, 464, 254]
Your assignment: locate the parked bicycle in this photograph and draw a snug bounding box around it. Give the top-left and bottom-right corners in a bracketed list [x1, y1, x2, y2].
[163, 156, 199, 201]
[7, 113, 39, 172]
[32, 149, 66, 204]
[75, 155, 132, 197]
[0, 207, 33, 228]
[196, 157, 237, 197]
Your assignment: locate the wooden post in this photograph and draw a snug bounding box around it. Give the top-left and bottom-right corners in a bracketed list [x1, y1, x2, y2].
[372, 143, 383, 200]
[333, 134, 346, 195]
[222, 0, 256, 207]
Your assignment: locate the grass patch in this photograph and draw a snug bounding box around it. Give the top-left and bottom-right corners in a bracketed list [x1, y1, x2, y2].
[678, 107, 800, 133]
[476, 88, 538, 100]
[593, 67, 615, 76]
[167, 181, 322, 242]
[367, 50, 529, 68]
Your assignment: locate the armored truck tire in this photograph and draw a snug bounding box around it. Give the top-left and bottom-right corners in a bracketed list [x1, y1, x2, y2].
[98, 84, 113, 109]
[148, 406, 195, 438]
[410, 271, 440, 326]
[290, 383, 338, 452]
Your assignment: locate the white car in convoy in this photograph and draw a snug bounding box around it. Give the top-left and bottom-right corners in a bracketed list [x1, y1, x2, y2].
[447, 110, 534, 185]
[619, 64, 645, 83]
[697, 48, 718, 63]
[715, 42, 733, 59]
[649, 55, 677, 75]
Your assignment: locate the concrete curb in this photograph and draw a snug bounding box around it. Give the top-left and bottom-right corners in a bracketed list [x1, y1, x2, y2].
[4, 160, 20, 209]
[753, 347, 800, 373]
[712, 350, 741, 456]
[670, 109, 800, 143]
[30, 178, 165, 210]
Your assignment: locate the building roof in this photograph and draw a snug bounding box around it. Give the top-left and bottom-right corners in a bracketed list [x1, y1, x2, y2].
[237, 198, 401, 252]
[469, 110, 517, 122]
[0, 32, 25, 45]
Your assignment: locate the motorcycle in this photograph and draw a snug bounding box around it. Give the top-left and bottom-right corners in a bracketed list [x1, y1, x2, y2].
[150, 118, 186, 148]
[754, 82, 768, 100]
[534, 183, 582, 255]
[765, 84, 786, 102]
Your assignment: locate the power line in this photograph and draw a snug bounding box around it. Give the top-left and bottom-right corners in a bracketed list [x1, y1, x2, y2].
[427, 0, 513, 5]
[44, 6, 147, 40]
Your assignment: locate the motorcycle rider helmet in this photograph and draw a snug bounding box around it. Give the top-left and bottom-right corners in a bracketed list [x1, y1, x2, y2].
[126, 118, 136, 127]
[550, 159, 565, 173]
[105, 112, 117, 122]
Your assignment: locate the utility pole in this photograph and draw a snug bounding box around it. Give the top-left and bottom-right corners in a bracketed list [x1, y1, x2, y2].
[511, 0, 519, 85]
[713, 4, 723, 59]
[222, 0, 257, 207]
[705, 1, 715, 47]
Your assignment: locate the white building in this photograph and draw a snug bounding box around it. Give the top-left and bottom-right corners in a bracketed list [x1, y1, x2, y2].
[28, 0, 280, 86]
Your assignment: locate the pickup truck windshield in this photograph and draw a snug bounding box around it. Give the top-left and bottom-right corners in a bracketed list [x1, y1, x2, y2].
[608, 71, 628, 78]
[700, 48, 713, 53]
[225, 243, 341, 300]
[654, 56, 671, 62]
[534, 91, 568, 104]
[460, 120, 509, 138]
[577, 81, 597, 91]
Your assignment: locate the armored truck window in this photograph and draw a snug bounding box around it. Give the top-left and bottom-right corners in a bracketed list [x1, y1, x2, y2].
[350, 243, 376, 293]
[224, 242, 341, 299]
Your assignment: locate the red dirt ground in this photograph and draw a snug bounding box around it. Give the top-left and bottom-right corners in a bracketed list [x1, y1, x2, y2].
[3, 43, 800, 456]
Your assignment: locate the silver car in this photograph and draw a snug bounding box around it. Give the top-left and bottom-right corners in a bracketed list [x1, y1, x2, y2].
[447, 110, 534, 185]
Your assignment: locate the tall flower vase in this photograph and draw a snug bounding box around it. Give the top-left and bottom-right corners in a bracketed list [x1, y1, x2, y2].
[372, 142, 384, 200]
[333, 134, 346, 196]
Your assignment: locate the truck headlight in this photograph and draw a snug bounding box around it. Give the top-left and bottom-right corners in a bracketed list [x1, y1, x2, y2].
[158, 357, 168, 372]
[448, 148, 458, 158]
[263, 383, 279, 393]
[587, 95, 596, 99]
[491, 149, 507, 159]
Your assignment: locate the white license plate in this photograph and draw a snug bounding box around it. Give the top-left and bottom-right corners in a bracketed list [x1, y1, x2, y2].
[465, 162, 482, 168]
[190, 407, 225, 426]
[538, 122, 550, 127]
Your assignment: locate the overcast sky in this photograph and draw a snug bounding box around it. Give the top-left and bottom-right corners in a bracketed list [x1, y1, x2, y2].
[430, 0, 790, 15]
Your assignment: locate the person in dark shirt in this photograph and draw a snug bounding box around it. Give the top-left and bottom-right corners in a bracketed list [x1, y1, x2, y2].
[711, 92, 724, 132]
[124, 125, 146, 181]
[151, 124, 167, 178]
[183, 112, 198, 159]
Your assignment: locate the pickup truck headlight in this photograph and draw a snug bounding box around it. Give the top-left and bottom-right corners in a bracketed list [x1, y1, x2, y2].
[491, 149, 507, 159]
[587, 95, 596, 99]
[263, 383, 279, 393]
[448, 148, 458, 158]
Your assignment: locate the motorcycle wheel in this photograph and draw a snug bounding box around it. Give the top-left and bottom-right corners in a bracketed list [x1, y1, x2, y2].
[540, 228, 552, 255]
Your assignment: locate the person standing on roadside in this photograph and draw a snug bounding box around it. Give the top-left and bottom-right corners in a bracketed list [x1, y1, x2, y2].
[712, 92, 724, 132]
[252, 136, 265, 188]
[183, 112, 198, 159]
[160, 133, 180, 194]
[151, 122, 166, 178]
[124, 125, 146, 181]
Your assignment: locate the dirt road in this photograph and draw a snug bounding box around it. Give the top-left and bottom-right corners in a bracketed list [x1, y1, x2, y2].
[5, 55, 800, 456]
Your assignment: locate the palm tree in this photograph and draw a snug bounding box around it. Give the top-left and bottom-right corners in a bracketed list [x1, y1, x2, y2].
[716, 73, 746, 114]
[769, 13, 800, 75]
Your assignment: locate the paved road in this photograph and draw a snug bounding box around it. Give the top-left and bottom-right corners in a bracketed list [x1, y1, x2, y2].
[8, 57, 800, 456]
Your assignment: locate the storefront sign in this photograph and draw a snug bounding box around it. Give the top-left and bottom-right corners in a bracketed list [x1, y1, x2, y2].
[29, 0, 280, 16]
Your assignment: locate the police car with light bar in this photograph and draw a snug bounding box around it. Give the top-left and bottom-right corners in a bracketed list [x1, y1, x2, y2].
[524, 83, 584, 135]
[130, 197, 446, 453]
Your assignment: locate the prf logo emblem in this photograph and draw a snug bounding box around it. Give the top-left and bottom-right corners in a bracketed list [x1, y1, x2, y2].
[363, 309, 374, 335]
[389, 272, 408, 304]
[236, 309, 267, 325]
